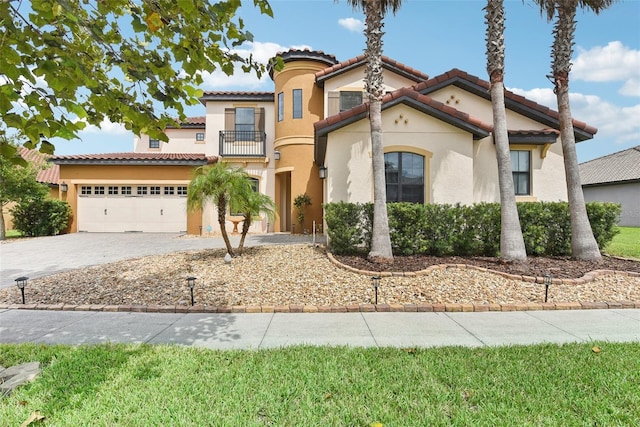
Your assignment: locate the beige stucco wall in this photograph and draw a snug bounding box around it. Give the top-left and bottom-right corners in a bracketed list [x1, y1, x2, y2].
[321, 68, 421, 118]
[134, 128, 208, 154]
[428, 86, 548, 131]
[325, 104, 474, 205]
[472, 139, 568, 203]
[324, 103, 569, 206]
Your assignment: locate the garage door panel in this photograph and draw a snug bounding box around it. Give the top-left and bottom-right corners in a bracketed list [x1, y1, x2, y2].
[76, 186, 187, 233]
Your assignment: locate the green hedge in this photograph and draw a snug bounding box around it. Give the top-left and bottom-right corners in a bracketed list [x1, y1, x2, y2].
[11, 197, 71, 237]
[324, 201, 620, 257]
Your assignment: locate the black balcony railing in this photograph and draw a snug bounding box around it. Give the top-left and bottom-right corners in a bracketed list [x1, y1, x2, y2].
[219, 130, 266, 157]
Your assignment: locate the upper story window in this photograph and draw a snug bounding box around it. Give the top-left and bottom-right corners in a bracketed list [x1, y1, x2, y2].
[235, 107, 255, 133]
[340, 91, 363, 112]
[511, 150, 531, 196]
[278, 92, 284, 122]
[149, 138, 160, 149]
[384, 152, 425, 203]
[196, 132, 205, 141]
[292, 89, 303, 119]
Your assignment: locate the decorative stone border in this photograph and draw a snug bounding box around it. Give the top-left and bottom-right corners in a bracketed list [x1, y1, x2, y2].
[326, 252, 640, 285]
[0, 300, 638, 313]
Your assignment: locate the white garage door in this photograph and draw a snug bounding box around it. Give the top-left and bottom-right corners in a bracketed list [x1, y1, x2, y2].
[77, 185, 188, 233]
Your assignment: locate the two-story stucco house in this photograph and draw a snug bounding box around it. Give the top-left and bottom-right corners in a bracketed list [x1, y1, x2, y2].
[51, 49, 596, 235]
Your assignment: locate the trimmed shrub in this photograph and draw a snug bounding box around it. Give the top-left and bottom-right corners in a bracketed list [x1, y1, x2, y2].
[323, 202, 369, 254]
[323, 201, 620, 257]
[11, 197, 71, 237]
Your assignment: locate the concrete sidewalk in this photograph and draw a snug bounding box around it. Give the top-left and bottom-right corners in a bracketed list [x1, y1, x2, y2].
[1, 308, 638, 349]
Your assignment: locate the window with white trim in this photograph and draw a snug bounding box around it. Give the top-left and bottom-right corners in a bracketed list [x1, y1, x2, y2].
[164, 186, 175, 195]
[108, 186, 118, 195]
[121, 186, 132, 195]
[94, 186, 105, 195]
[137, 186, 148, 196]
[177, 186, 187, 196]
[81, 186, 92, 195]
[150, 186, 161, 195]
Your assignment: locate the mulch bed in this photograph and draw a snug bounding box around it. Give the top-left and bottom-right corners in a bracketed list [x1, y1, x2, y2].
[334, 254, 640, 279]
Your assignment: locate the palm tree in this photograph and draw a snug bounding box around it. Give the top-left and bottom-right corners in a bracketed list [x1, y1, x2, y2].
[485, 0, 527, 262]
[344, 0, 403, 263]
[232, 186, 276, 255]
[187, 162, 248, 257]
[533, 0, 615, 260]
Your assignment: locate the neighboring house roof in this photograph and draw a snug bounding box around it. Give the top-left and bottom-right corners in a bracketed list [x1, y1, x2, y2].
[51, 152, 216, 166]
[19, 147, 59, 185]
[414, 68, 597, 142]
[315, 55, 429, 86]
[579, 145, 640, 186]
[199, 92, 274, 105]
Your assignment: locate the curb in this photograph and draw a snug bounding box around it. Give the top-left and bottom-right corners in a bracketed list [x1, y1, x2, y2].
[1, 300, 638, 314]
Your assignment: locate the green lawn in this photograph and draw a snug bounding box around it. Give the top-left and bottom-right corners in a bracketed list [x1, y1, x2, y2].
[3, 229, 22, 239]
[605, 226, 640, 259]
[1, 343, 638, 426]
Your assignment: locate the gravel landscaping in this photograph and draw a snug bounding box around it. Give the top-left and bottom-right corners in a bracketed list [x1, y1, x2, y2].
[0, 244, 638, 307]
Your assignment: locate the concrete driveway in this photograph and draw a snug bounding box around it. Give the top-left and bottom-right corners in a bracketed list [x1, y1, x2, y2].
[0, 232, 323, 290]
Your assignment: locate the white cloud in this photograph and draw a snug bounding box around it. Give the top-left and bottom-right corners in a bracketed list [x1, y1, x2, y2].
[78, 117, 128, 135]
[199, 41, 312, 90]
[338, 17, 364, 33]
[572, 41, 640, 96]
[510, 86, 640, 145]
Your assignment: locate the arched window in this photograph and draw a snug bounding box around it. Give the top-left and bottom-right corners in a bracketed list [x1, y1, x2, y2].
[384, 152, 424, 203]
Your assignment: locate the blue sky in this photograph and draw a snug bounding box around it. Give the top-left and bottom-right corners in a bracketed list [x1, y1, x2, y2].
[54, 0, 640, 162]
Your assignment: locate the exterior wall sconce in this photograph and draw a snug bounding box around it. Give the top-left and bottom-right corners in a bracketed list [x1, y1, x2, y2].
[319, 166, 327, 180]
[15, 276, 28, 304]
[274, 150, 281, 160]
[186, 276, 197, 306]
[60, 182, 68, 192]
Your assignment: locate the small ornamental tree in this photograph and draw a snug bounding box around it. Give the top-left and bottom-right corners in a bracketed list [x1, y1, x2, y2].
[1, 0, 274, 158]
[293, 193, 311, 233]
[0, 140, 49, 239]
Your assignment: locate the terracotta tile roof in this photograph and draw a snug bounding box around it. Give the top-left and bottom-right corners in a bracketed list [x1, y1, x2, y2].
[165, 116, 206, 128]
[414, 68, 597, 141]
[315, 55, 429, 85]
[51, 152, 216, 165]
[19, 147, 59, 185]
[579, 145, 640, 186]
[315, 86, 493, 138]
[199, 91, 274, 105]
[269, 49, 338, 78]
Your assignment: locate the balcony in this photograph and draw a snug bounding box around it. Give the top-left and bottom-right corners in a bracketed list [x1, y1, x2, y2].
[219, 131, 266, 157]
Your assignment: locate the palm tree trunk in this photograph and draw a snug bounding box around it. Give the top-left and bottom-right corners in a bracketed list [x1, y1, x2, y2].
[237, 216, 251, 255]
[217, 196, 235, 256]
[556, 81, 601, 260]
[553, 3, 600, 260]
[491, 78, 528, 261]
[364, 0, 393, 262]
[485, 0, 527, 261]
[0, 205, 6, 240]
